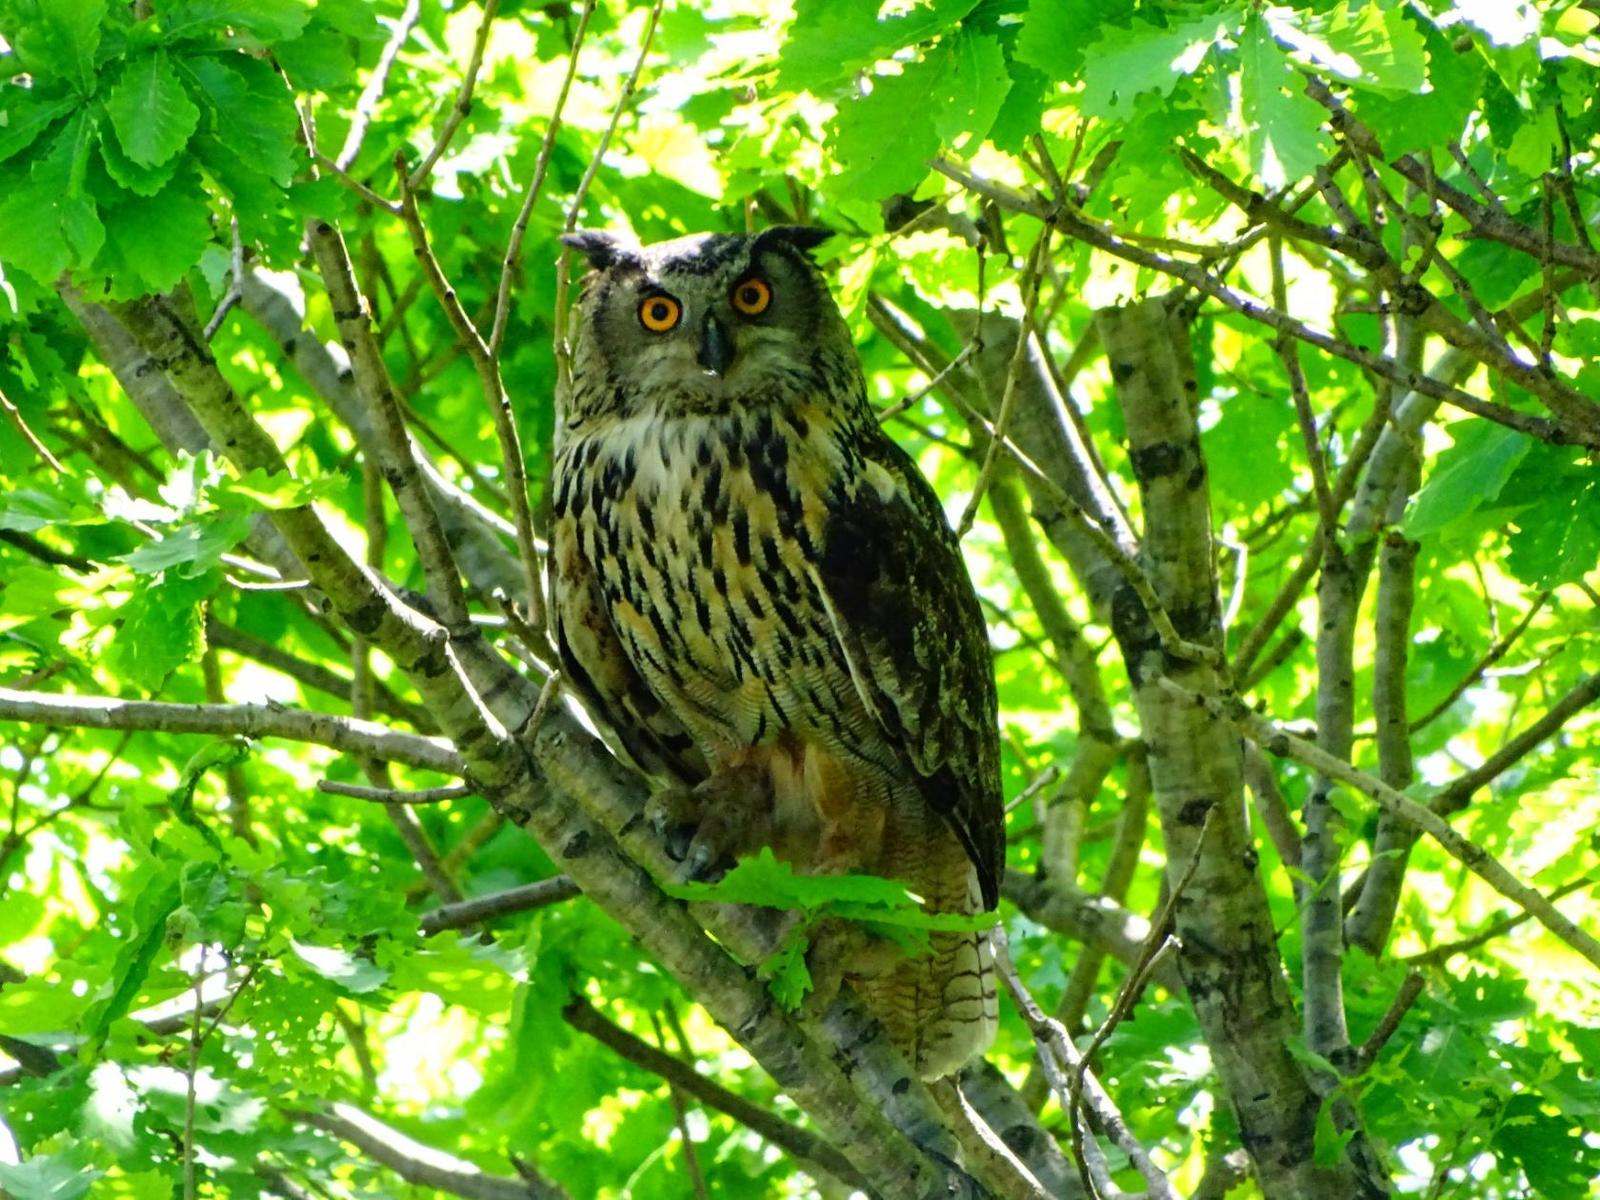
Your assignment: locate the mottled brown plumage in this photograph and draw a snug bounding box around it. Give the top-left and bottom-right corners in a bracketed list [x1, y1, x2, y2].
[549, 227, 1002, 1077]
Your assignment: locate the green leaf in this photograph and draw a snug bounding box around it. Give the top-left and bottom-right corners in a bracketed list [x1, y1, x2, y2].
[212, 468, 338, 510]
[827, 27, 1011, 189]
[0, 89, 78, 164]
[181, 54, 299, 185]
[157, 0, 313, 44]
[1405, 422, 1532, 539]
[274, 20, 357, 90]
[1269, 3, 1425, 93]
[1492, 1092, 1598, 1200]
[987, 60, 1048, 154]
[759, 930, 813, 1011]
[82, 871, 184, 1054]
[1312, 1093, 1354, 1166]
[668, 847, 920, 911]
[1507, 477, 1600, 587]
[1356, 20, 1484, 153]
[931, 31, 1011, 152]
[1202, 389, 1296, 512]
[104, 50, 201, 168]
[830, 68, 940, 200]
[105, 569, 219, 692]
[93, 167, 215, 298]
[1013, 0, 1113, 83]
[97, 111, 182, 196]
[0, 109, 103, 283]
[0, 0, 107, 91]
[290, 939, 391, 994]
[1239, 12, 1335, 188]
[778, 0, 982, 94]
[0, 1146, 102, 1200]
[1079, 8, 1234, 119]
[119, 511, 250, 574]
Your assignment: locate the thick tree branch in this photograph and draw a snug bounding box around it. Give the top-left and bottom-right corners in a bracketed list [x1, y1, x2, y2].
[562, 996, 866, 1192]
[1096, 296, 1384, 1199]
[1172, 680, 1600, 973]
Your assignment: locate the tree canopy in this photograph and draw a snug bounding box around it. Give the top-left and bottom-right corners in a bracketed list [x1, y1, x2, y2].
[1, 1, 1598, 1198]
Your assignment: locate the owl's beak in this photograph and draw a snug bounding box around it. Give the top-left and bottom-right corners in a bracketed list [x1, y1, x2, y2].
[697, 314, 734, 377]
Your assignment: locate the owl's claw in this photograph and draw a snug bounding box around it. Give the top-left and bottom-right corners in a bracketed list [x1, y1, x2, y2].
[644, 785, 701, 862]
[644, 764, 774, 883]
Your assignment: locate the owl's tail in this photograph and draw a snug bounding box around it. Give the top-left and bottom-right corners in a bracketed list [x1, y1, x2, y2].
[870, 923, 999, 1080]
[850, 826, 999, 1080]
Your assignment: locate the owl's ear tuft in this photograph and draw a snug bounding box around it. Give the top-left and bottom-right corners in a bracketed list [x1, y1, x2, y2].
[754, 225, 833, 259]
[562, 231, 636, 272]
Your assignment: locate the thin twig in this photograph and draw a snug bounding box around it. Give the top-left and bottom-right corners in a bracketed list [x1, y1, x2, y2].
[957, 228, 1051, 539]
[1, 387, 67, 473]
[552, 0, 666, 394]
[337, 0, 422, 172]
[489, 0, 597, 357]
[407, 0, 501, 188]
[318, 780, 471, 804]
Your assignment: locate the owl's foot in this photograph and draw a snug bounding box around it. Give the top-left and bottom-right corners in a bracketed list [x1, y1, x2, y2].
[800, 917, 905, 1017]
[645, 763, 774, 881]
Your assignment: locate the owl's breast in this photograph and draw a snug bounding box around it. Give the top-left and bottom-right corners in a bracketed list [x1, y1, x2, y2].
[554, 402, 890, 768]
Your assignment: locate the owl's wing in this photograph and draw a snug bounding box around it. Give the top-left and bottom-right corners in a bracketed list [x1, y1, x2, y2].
[811, 433, 1004, 910]
[549, 521, 707, 785]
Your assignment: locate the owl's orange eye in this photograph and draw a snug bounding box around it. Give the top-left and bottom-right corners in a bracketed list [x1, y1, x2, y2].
[731, 277, 772, 316]
[638, 294, 681, 332]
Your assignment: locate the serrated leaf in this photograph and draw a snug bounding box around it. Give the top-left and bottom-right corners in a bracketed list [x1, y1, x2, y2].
[759, 932, 813, 1011]
[0, 1147, 102, 1200]
[1268, 3, 1425, 93]
[105, 569, 219, 692]
[97, 113, 182, 195]
[94, 168, 215, 298]
[1312, 1093, 1354, 1166]
[290, 939, 390, 994]
[119, 512, 249, 574]
[668, 847, 921, 911]
[1507, 478, 1600, 587]
[158, 0, 313, 44]
[0, 89, 77, 164]
[0, 0, 106, 91]
[274, 20, 356, 90]
[1079, 8, 1234, 119]
[82, 871, 183, 1053]
[1356, 20, 1483, 153]
[778, 0, 982, 94]
[831, 68, 940, 200]
[1239, 13, 1334, 187]
[105, 50, 201, 168]
[1013, 0, 1111, 82]
[0, 109, 103, 282]
[212, 467, 337, 510]
[181, 55, 303, 186]
[933, 31, 1011, 153]
[1406, 422, 1532, 539]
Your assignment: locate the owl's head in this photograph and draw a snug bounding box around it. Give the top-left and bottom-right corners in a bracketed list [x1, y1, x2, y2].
[561, 227, 851, 424]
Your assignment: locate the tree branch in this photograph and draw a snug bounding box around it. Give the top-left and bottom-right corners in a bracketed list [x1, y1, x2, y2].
[0, 689, 463, 775]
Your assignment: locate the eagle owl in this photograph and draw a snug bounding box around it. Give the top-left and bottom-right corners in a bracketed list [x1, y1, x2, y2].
[548, 226, 1003, 1079]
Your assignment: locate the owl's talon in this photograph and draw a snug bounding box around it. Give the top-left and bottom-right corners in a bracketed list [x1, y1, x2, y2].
[644, 766, 774, 878]
[643, 785, 700, 860]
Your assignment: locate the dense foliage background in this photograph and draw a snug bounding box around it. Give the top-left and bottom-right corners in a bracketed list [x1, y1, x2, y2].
[1, 0, 1598, 1197]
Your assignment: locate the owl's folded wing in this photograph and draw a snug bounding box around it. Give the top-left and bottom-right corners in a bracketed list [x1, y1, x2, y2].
[811, 436, 1005, 910]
